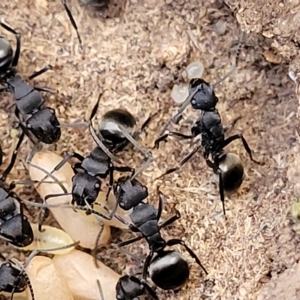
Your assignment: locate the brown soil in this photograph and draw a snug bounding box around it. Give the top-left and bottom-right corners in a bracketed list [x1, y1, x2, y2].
[0, 1, 299, 299]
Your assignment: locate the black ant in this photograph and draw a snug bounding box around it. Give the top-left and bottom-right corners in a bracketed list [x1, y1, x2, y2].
[108, 185, 208, 292]
[0, 22, 61, 147]
[154, 33, 262, 217]
[35, 92, 152, 230]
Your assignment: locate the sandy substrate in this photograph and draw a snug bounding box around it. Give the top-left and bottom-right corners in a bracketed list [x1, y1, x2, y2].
[0, 1, 299, 299]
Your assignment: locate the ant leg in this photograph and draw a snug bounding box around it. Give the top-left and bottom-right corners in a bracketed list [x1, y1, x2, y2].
[0, 22, 21, 67]
[29, 162, 68, 193]
[223, 116, 241, 134]
[39, 193, 72, 231]
[92, 226, 104, 267]
[156, 187, 164, 221]
[0, 131, 25, 182]
[15, 109, 37, 145]
[61, 0, 83, 48]
[113, 214, 140, 232]
[89, 93, 121, 163]
[166, 239, 208, 275]
[223, 134, 262, 165]
[155, 145, 201, 180]
[159, 209, 181, 229]
[28, 65, 52, 80]
[154, 131, 193, 149]
[34, 86, 57, 94]
[142, 251, 154, 280]
[132, 111, 160, 141]
[32, 152, 83, 190]
[105, 162, 115, 202]
[141, 279, 159, 300]
[38, 206, 49, 232]
[116, 235, 143, 248]
[38, 241, 80, 253]
[117, 123, 153, 179]
[205, 159, 226, 217]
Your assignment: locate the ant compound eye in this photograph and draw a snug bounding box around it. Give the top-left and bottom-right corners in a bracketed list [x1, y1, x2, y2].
[191, 99, 196, 106]
[119, 202, 125, 208]
[95, 183, 100, 189]
[49, 108, 55, 114]
[26, 123, 32, 129]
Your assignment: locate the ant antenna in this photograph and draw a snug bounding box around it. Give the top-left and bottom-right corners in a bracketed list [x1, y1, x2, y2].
[89, 92, 122, 164]
[61, 0, 83, 49]
[27, 162, 68, 194]
[96, 280, 105, 300]
[212, 30, 246, 88]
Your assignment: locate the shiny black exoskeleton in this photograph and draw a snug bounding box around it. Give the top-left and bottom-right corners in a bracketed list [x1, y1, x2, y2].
[0, 182, 33, 247]
[116, 275, 158, 300]
[0, 22, 61, 145]
[113, 176, 148, 211]
[155, 78, 261, 217]
[114, 186, 208, 292]
[96, 97, 153, 178]
[39, 93, 151, 217]
[0, 131, 33, 247]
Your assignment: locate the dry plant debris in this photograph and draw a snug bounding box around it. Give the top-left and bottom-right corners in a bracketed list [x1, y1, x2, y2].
[0, 0, 299, 300]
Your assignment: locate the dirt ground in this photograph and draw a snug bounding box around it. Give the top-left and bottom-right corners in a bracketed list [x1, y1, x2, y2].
[0, 0, 299, 299]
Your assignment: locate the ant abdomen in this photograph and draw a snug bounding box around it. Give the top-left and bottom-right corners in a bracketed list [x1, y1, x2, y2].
[99, 109, 136, 146]
[149, 251, 190, 290]
[216, 153, 244, 192]
[0, 37, 13, 72]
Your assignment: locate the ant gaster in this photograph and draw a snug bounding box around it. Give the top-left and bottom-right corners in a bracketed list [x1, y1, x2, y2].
[154, 34, 262, 217]
[0, 22, 61, 146]
[112, 185, 208, 292]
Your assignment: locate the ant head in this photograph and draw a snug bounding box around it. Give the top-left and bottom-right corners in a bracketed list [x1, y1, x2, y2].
[71, 173, 101, 206]
[189, 78, 218, 111]
[0, 262, 27, 293]
[0, 214, 33, 247]
[149, 250, 190, 290]
[0, 196, 16, 219]
[0, 37, 13, 73]
[27, 108, 61, 144]
[114, 177, 148, 211]
[99, 109, 136, 148]
[116, 275, 144, 300]
[216, 152, 244, 192]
